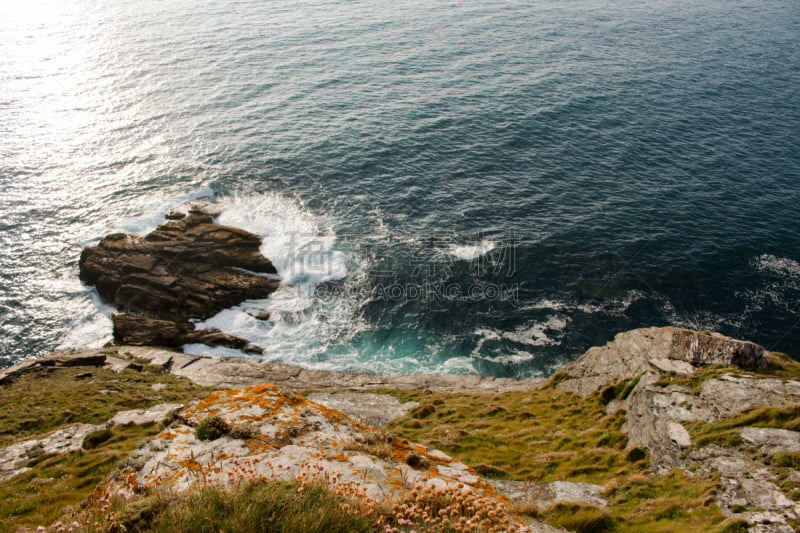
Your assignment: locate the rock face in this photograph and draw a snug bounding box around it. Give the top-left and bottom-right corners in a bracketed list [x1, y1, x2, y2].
[556, 327, 768, 396]
[108, 384, 549, 532]
[78, 201, 279, 352]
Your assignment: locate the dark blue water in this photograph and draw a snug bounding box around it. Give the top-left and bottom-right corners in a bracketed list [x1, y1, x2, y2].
[1, 0, 798, 376]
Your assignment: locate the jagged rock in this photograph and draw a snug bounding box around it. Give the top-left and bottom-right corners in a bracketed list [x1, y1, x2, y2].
[110, 384, 537, 531]
[110, 404, 184, 426]
[307, 392, 420, 429]
[78, 201, 279, 353]
[557, 327, 768, 397]
[247, 310, 271, 321]
[112, 313, 263, 354]
[0, 351, 109, 385]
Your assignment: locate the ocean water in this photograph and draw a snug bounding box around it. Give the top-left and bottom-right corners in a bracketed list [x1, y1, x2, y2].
[1, 0, 798, 377]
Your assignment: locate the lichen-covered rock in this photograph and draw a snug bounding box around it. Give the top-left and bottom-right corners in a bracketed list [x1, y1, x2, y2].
[108, 384, 539, 530]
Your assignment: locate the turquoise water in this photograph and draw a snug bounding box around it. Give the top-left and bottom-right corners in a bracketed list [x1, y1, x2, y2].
[1, 0, 798, 376]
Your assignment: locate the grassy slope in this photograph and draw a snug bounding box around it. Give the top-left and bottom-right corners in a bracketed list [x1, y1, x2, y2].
[0, 363, 213, 531]
[382, 354, 800, 533]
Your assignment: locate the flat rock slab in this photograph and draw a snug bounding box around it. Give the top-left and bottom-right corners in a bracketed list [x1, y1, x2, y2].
[110, 403, 184, 426]
[307, 392, 419, 429]
[0, 424, 101, 482]
[490, 479, 608, 508]
[740, 427, 800, 454]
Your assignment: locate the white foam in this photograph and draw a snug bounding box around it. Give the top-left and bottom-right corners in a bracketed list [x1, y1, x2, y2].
[57, 288, 114, 349]
[119, 186, 216, 235]
[449, 239, 497, 261]
[187, 191, 375, 368]
[753, 254, 800, 278]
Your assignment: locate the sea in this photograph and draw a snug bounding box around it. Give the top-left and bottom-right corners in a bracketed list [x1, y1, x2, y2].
[1, 0, 798, 377]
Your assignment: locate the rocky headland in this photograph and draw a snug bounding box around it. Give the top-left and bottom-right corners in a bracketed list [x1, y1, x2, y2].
[0, 204, 798, 532]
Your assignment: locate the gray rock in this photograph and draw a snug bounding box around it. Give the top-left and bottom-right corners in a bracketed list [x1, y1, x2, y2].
[667, 422, 692, 448]
[490, 479, 607, 508]
[115, 346, 546, 393]
[557, 327, 768, 397]
[700, 376, 800, 419]
[307, 392, 419, 429]
[740, 428, 800, 454]
[0, 424, 102, 481]
[110, 404, 184, 426]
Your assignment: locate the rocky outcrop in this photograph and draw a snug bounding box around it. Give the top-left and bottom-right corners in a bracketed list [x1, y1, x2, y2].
[78, 201, 279, 352]
[107, 383, 549, 532]
[556, 327, 768, 396]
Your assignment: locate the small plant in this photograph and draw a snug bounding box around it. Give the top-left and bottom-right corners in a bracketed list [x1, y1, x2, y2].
[195, 416, 230, 441]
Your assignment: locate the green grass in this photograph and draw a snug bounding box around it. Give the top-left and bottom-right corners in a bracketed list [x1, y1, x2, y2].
[81, 480, 375, 533]
[0, 363, 213, 531]
[0, 363, 213, 448]
[383, 383, 734, 533]
[687, 404, 800, 448]
[0, 422, 163, 531]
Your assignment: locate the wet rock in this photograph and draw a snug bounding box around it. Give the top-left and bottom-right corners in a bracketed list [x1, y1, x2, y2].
[112, 313, 263, 354]
[78, 201, 279, 353]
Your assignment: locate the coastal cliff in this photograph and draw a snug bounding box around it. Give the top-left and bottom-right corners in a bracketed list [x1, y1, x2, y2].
[1, 328, 798, 532]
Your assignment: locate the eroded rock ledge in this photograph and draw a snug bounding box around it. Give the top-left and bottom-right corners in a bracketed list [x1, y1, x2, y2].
[78, 201, 279, 353]
[0, 347, 546, 393]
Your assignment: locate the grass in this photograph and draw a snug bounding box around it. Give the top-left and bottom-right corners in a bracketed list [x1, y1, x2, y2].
[687, 403, 800, 448]
[82, 480, 375, 533]
[0, 422, 163, 531]
[385, 387, 637, 484]
[77, 478, 526, 533]
[382, 382, 734, 532]
[0, 363, 213, 531]
[0, 362, 213, 448]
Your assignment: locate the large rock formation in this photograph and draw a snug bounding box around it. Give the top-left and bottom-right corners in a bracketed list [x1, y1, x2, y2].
[555, 327, 768, 396]
[79, 201, 279, 352]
